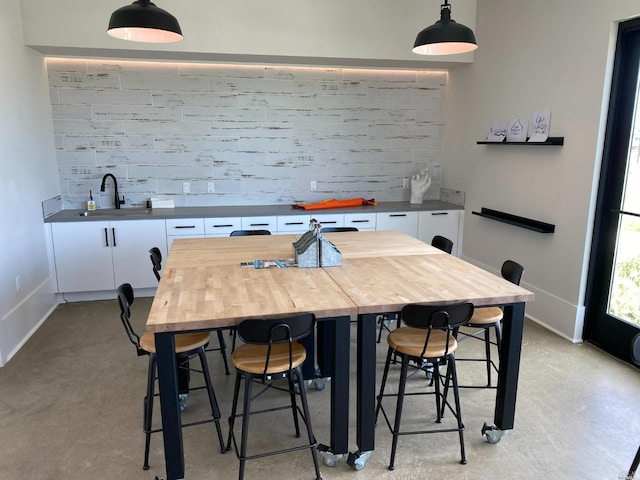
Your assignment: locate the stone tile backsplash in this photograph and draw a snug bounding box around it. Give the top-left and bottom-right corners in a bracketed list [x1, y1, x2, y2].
[46, 59, 446, 209]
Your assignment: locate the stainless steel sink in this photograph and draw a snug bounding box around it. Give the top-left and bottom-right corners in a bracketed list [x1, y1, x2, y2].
[79, 209, 152, 217]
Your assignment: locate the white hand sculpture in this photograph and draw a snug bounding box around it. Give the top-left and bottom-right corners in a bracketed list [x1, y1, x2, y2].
[410, 169, 432, 204]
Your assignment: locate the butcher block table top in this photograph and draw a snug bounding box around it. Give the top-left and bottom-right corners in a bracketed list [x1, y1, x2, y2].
[323, 254, 535, 315]
[147, 230, 534, 332]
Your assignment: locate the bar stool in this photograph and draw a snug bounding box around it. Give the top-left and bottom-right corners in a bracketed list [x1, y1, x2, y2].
[148, 247, 230, 375]
[116, 283, 226, 470]
[457, 260, 524, 388]
[377, 235, 454, 343]
[375, 302, 474, 470]
[226, 313, 322, 480]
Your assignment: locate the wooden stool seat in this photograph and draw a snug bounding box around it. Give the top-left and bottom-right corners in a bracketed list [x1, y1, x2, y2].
[232, 342, 306, 374]
[467, 307, 503, 326]
[140, 331, 211, 355]
[388, 327, 457, 358]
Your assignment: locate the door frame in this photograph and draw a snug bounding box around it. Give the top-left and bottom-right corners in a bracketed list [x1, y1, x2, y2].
[584, 16, 640, 362]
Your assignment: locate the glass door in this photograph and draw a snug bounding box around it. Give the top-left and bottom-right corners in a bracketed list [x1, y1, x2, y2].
[585, 17, 640, 362]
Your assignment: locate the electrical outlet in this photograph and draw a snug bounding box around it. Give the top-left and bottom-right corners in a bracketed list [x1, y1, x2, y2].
[403, 178, 409, 189]
[182, 182, 190, 194]
[208, 182, 215, 193]
[15, 276, 21, 292]
[310, 181, 317, 192]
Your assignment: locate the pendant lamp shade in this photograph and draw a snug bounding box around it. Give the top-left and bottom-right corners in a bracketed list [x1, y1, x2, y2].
[107, 0, 183, 43]
[413, 1, 477, 55]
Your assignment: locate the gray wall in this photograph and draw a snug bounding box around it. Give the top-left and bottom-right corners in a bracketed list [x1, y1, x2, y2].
[445, 0, 640, 341]
[0, 0, 60, 366]
[48, 59, 447, 209]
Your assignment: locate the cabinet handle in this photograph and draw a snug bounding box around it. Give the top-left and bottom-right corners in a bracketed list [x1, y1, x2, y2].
[431, 212, 449, 216]
[112, 228, 117, 247]
[249, 223, 269, 226]
[212, 224, 234, 228]
[389, 214, 406, 217]
[104, 228, 109, 247]
[175, 225, 196, 229]
[320, 221, 337, 224]
[351, 219, 370, 223]
[285, 222, 304, 226]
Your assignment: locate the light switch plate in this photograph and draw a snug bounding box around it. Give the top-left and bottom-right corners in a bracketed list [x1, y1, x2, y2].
[208, 182, 215, 193]
[182, 182, 190, 193]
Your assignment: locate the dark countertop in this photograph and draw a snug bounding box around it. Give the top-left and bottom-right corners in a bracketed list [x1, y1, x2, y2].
[44, 200, 463, 223]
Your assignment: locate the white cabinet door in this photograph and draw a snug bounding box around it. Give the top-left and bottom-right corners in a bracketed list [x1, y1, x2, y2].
[313, 213, 344, 229]
[277, 214, 310, 234]
[52, 221, 115, 292]
[166, 218, 205, 248]
[376, 212, 419, 237]
[345, 213, 376, 231]
[417, 210, 461, 255]
[111, 220, 167, 288]
[241, 216, 277, 233]
[205, 217, 242, 237]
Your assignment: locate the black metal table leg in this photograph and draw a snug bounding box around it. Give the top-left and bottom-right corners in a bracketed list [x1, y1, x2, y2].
[317, 315, 350, 467]
[347, 312, 377, 470]
[155, 332, 185, 480]
[482, 302, 525, 443]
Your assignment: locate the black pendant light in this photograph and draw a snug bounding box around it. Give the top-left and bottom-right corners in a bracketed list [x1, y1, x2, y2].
[413, 1, 477, 55]
[107, 0, 183, 43]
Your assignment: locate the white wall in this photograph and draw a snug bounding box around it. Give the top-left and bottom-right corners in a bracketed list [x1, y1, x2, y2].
[0, 0, 60, 365]
[444, 0, 640, 341]
[47, 58, 447, 209]
[19, 0, 477, 67]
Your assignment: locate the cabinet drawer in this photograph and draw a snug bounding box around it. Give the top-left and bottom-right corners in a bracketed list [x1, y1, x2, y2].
[376, 212, 418, 237]
[205, 217, 242, 236]
[277, 215, 310, 232]
[166, 218, 205, 236]
[312, 213, 344, 228]
[241, 216, 277, 233]
[345, 213, 376, 230]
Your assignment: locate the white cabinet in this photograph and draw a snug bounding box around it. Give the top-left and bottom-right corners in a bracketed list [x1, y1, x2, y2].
[205, 217, 242, 237]
[417, 210, 462, 256]
[52, 219, 166, 292]
[277, 215, 309, 233]
[166, 218, 205, 247]
[241, 216, 277, 233]
[376, 212, 419, 237]
[345, 213, 376, 231]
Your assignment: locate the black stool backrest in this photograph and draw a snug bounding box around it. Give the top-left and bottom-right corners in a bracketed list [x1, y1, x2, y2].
[116, 283, 145, 356]
[501, 260, 524, 286]
[431, 235, 454, 254]
[321, 227, 359, 232]
[237, 313, 315, 376]
[401, 302, 474, 358]
[230, 230, 272, 236]
[149, 247, 162, 281]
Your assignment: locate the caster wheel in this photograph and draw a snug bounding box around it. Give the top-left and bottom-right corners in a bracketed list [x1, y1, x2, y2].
[347, 450, 372, 471]
[482, 422, 504, 444]
[317, 443, 343, 467]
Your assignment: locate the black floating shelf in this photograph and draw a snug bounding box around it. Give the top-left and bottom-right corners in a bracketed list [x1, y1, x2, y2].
[472, 208, 555, 233]
[477, 136, 564, 146]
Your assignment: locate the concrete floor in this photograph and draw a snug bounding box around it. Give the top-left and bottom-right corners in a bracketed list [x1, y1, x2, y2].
[1, 298, 639, 480]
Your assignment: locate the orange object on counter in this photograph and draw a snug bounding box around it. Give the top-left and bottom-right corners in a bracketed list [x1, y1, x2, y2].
[293, 198, 377, 210]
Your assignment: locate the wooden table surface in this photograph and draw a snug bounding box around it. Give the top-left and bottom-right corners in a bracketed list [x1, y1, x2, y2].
[164, 230, 441, 270]
[324, 254, 534, 314]
[147, 264, 356, 332]
[149, 230, 534, 331]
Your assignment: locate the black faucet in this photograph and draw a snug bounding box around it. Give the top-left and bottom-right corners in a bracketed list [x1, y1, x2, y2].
[100, 173, 125, 209]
